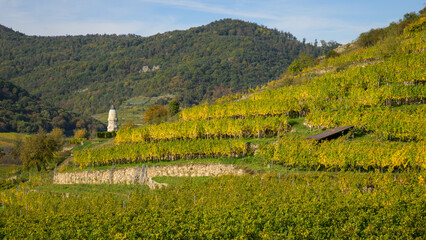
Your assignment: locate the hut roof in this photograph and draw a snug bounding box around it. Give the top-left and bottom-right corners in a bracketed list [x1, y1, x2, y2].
[306, 126, 353, 141]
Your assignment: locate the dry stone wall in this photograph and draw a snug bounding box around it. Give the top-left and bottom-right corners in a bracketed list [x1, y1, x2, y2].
[54, 164, 246, 188]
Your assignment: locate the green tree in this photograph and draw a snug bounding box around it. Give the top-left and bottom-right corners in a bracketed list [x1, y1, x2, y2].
[121, 120, 136, 130]
[50, 128, 65, 146]
[287, 55, 315, 74]
[20, 130, 64, 171]
[74, 129, 88, 139]
[168, 100, 180, 116]
[143, 105, 168, 124]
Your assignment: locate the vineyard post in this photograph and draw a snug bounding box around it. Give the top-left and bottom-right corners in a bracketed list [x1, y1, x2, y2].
[140, 164, 147, 184]
[133, 167, 139, 184]
[109, 163, 115, 184]
[139, 164, 145, 184]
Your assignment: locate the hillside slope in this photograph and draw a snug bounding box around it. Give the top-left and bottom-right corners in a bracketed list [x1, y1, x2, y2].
[0, 19, 338, 115]
[74, 9, 425, 169]
[0, 80, 105, 134]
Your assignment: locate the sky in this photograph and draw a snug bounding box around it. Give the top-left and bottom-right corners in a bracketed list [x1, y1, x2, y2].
[0, 0, 424, 44]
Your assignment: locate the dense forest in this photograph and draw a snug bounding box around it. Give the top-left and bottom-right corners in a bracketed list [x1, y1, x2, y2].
[0, 19, 338, 115]
[0, 80, 105, 134]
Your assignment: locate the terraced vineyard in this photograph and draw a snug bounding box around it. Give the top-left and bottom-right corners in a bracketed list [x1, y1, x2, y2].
[1, 10, 425, 239]
[74, 138, 248, 167]
[72, 12, 425, 170]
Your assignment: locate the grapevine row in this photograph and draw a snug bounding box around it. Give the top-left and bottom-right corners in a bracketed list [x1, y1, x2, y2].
[74, 138, 248, 168]
[116, 115, 288, 143]
[305, 106, 425, 141]
[260, 135, 425, 171]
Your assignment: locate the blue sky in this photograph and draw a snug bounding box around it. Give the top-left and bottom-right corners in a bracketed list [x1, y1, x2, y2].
[0, 0, 424, 43]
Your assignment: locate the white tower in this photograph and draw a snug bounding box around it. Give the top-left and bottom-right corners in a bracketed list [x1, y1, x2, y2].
[107, 105, 118, 132]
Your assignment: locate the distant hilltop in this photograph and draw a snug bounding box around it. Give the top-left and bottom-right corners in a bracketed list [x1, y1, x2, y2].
[0, 19, 338, 115]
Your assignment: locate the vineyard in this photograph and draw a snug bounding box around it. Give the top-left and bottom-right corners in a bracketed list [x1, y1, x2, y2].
[1, 9, 426, 239]
[1, 173, 425, 238]
[74, 138, 248, 168]
[115, 115, 289, 143]
[259, 135, 425, 171]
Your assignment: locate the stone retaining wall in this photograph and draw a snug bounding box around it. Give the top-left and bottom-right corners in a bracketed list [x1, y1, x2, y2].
[53, 164, 246, 188]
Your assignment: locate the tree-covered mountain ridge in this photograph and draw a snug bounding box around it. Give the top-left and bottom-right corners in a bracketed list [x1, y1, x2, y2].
[0, 19, 338, 115]
[0, 79, 105, 134]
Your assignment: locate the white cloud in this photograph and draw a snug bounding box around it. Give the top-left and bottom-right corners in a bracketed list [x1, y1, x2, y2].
[135, 0, 370, 43]
[139, 0, 280, 20]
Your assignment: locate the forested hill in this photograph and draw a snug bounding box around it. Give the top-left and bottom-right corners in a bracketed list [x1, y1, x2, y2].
[0, 79, 105, 134]
[0, 19, 338, 115]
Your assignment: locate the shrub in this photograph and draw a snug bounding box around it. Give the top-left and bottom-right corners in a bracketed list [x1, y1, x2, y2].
[288, 55, 315, 74]
[96, 132, 116, 139]
[168, 100, 180, 116]
[325, 50, 339, 59]
[74, 129, 88, 139]
[69, 138, 86, 145]
[143, 105, 168, 124]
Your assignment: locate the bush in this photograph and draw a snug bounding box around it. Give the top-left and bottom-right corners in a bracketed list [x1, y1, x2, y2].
[121, 120, 136, 130]
[325, 50, 339, 59]
[18, 130, 64, 171]
[143, 105, 168, 124]
[288, 55, 316, 74]
[69, 138, 86, 145]
[96, 132, 116, 138]
[74, 129, 88, 139]
[356, 28, 386, 47]
[168, 100, 180, 116]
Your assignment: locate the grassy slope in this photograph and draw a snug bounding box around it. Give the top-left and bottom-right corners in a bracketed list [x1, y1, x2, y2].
[0, 164, 19, 179]
[91, 94, 176, 126]
[0, 132, 27, 148]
